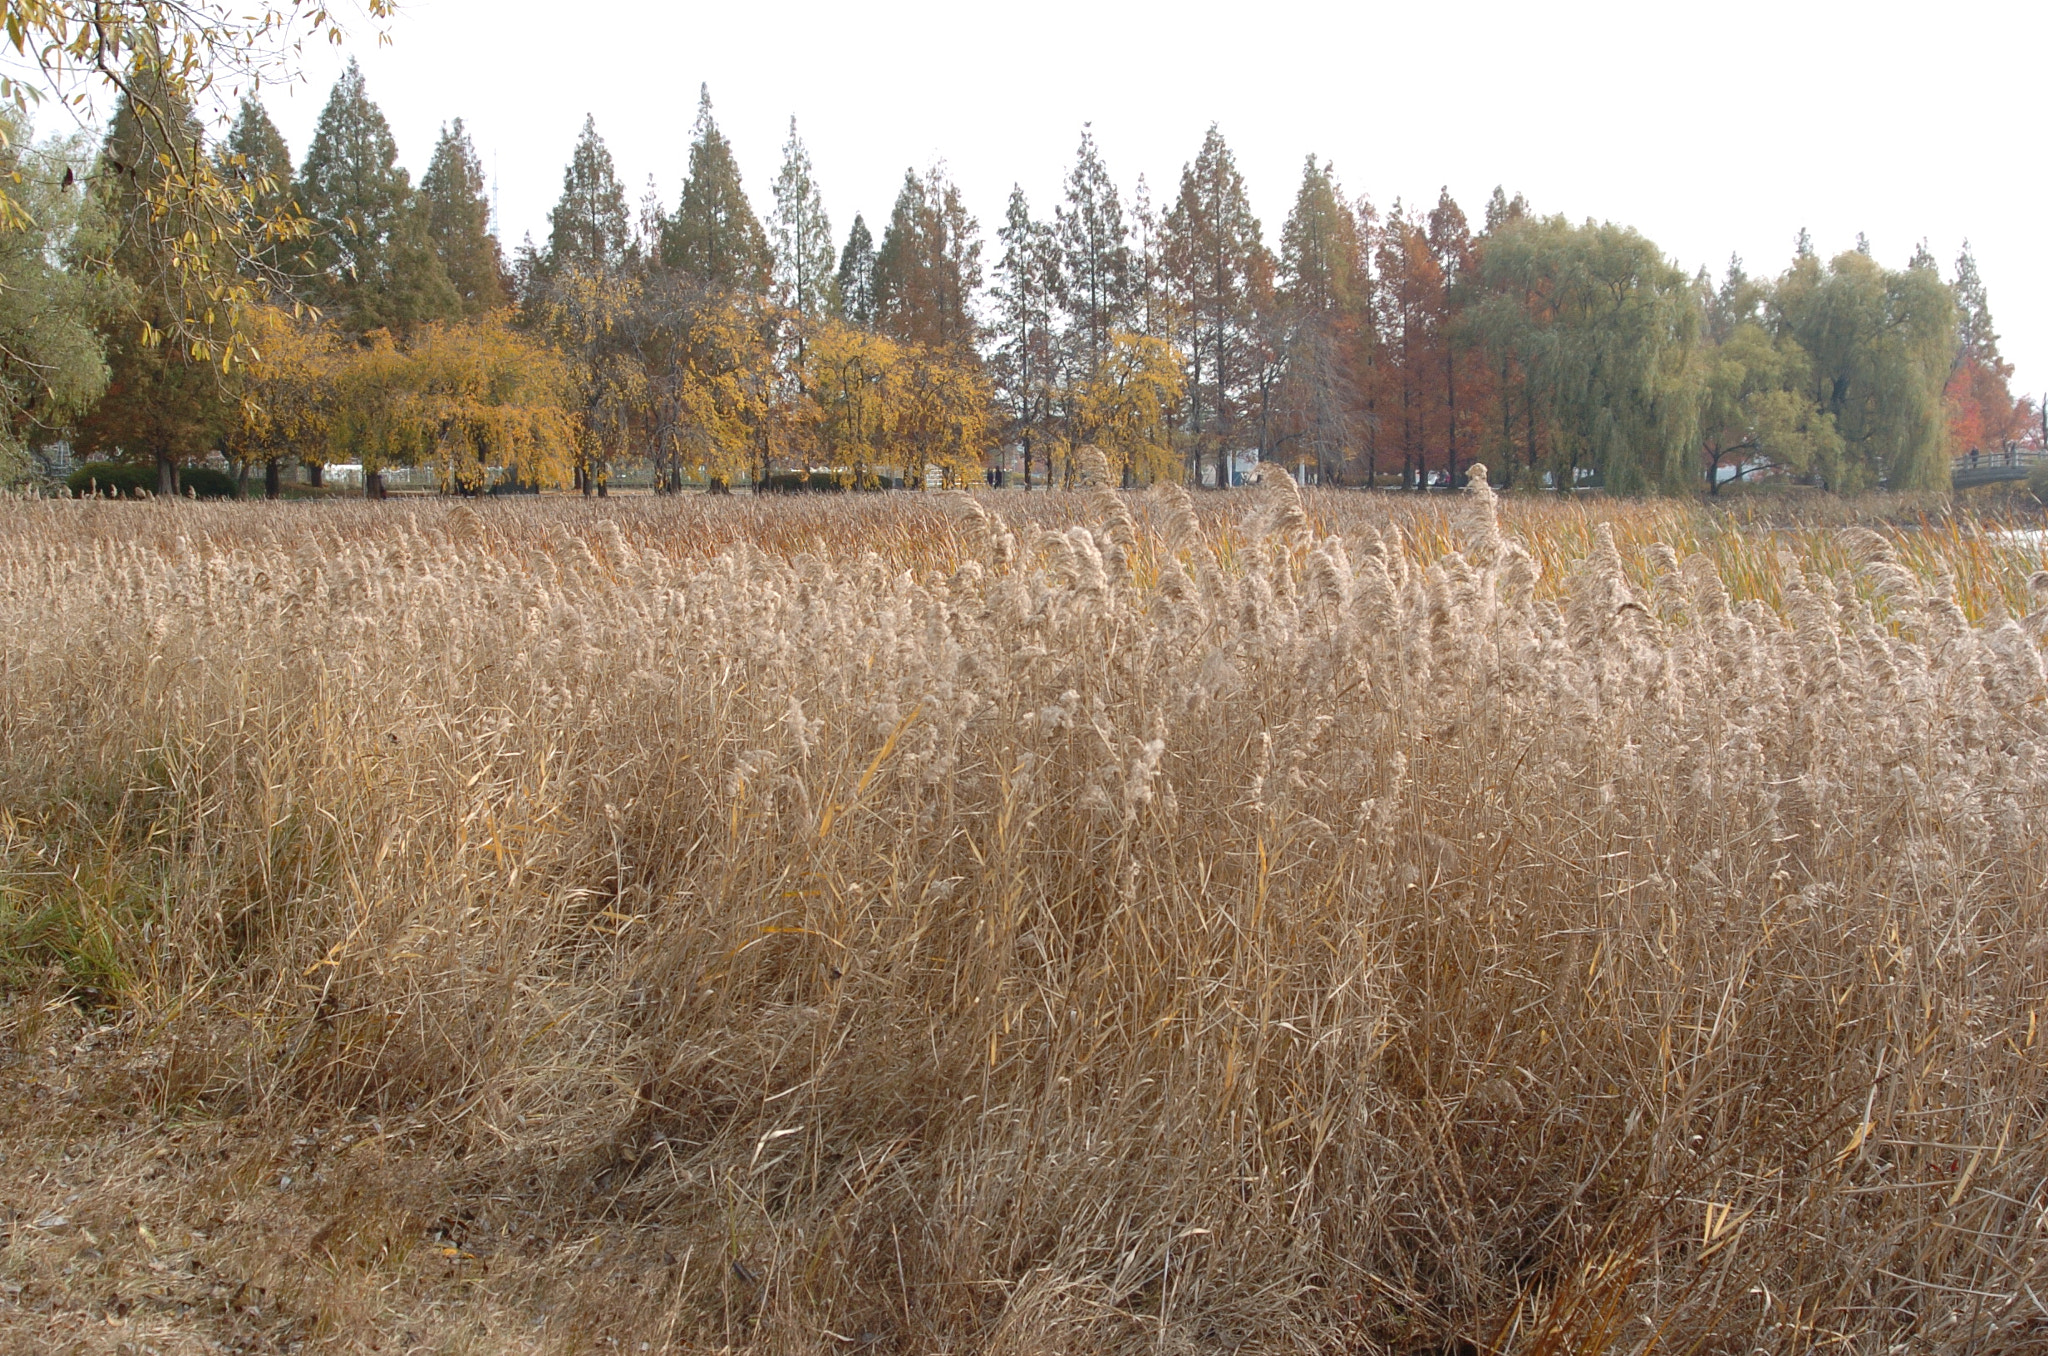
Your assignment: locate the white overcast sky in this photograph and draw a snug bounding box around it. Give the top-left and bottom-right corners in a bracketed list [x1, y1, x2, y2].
[251, 0, 2043, 402]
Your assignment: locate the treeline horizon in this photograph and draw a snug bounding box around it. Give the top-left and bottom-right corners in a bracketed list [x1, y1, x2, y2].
[7, 57, 2039, 497]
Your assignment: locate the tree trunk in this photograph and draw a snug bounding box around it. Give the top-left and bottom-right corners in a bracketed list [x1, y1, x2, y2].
[307, 460, 324, 489]
[1524, 387, 1537, 486]
[1446, 346, 1459, 488]
[365, 469, 386, 500]
[156, 450, 177, 498]
[265, 459, 281, 500]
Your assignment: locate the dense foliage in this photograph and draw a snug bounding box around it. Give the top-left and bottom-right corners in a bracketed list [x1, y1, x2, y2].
[10, 59, 2039, 497]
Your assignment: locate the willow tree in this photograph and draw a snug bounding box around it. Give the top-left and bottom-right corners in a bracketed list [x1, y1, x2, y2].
[1770, 249, 1955, 491]
[0, 115, 113, 483]
[1470, 215, 1703, 495]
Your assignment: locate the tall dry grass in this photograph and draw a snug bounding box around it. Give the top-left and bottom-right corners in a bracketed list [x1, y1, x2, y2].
[2, 475, 2047, 1353]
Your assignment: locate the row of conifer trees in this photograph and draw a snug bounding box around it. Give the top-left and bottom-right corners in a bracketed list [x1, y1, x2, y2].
[37, 58, 2040, 495]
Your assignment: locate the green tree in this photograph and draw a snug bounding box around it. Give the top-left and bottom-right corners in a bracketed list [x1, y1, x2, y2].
[1469, 215, 1703, 494]
[873, 166, 982, 352]
[216, 97, 296, 277]
[421, 119, 506, 316]
[74, 72, 228, 495]
[1274, 156, 1364, 482]
[1699, 318, 1840, 492]
[990, 186, 1058, 487]
[1162, 124, 1267, 489]
[535, 118, 640, 494]
[296, 60, 458, 334]
[0, 1, 392, 372]
[835, 215, 877, 326]
[664, 86, 769, 292]
[1771, 248, 1955, 490]
[0, 115, 114, 482]
[768, 118, 835, 317]
[1054, 126, 1135, 384]
[1279, 156, 1359, 319]
[545, 116, 632, 278]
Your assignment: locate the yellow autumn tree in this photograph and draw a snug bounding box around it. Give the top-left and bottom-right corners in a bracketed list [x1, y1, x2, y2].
[326, 330, 417, 495]
[323, 318, 575, 496]
[882, 344, 992, 488]
[231, 304, 338, 497]
[402, 318, 577, 492]
[1074, 331, 1185, 486]
[643, 290, 771, 490]
[536, 268, 644, 494]
[803, 317, 899, 486]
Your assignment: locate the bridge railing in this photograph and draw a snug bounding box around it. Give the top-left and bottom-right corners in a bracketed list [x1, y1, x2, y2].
[1953, 445, 2045, 482]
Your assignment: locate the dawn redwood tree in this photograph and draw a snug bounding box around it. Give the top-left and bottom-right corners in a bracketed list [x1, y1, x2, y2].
[1371, 201, 1442, 488]
[872, 166, 982, 354]
[665, 87, 770, 294]
[768, 118, 835, 320]
[990, 186, 1058, 488]
[75, 68, 227, 496]
[834, 215, 877, 327]
[1054, 126, 1136, 391]
[1162, 124, 1266, 489]
[537, 118, 640, 494]
[1426, 187, 1476, 486]
[1944, 242, 2026, 455]
[545, 115, 633, 279]
[421, 120, 508, 317]
[296, 60, 459, 335]
[1276, 156, 1364, 482]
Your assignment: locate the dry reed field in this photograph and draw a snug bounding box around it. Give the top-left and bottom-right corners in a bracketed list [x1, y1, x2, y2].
[2, 473, 2047, 1355]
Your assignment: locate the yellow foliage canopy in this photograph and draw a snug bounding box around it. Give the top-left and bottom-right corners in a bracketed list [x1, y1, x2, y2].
[323, 318, 576, 489]
[1073, 332, 1185, 486]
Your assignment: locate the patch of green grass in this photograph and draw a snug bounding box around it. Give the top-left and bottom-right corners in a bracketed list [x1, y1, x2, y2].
[0, 828, 166, 1007]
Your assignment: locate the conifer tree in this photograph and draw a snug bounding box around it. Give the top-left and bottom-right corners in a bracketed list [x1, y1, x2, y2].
[664, 86, 769, 292]
[835, 215, 877, 326]
[1279, 157, 1359, 318]
[1162, 124, 1265, 488]
[421, 119, 507, 315]
[991, 186, 1057, 488]
[1951, 242, 2001, 371]
[1276, 157, 1363, 481]
[1943, 242, 2021, 454]
[768, 118, 834, 317]
[1131, 174, 1170, 341]
[1054, 127, 1135, 383]
[1482, 186, 1529, 233]
[217, 97, 295, 276]
[296, 60, 458, 334]
[76, 71, 227, 495]
[872, 166, 981, 351]
[1426, 187, 1474, 485]
[545, 115, 632, 277]
[537, 118, 638, 496]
